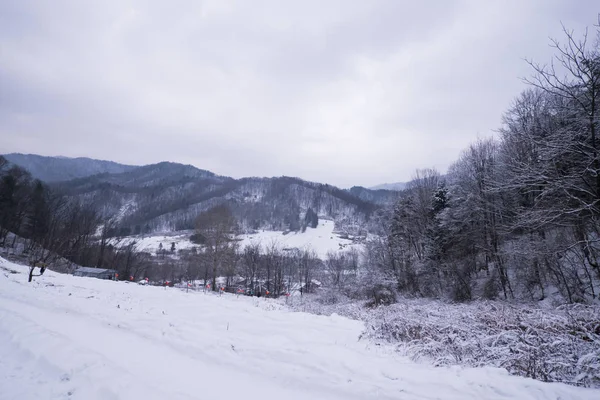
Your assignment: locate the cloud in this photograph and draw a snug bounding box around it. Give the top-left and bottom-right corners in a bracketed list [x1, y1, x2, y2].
[0, 0, 597, 187]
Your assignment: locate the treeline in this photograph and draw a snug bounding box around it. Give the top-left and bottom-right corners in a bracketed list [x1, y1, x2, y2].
[0, 157, 96, 279]
[153, 242, 362, 298]
[163, 204, 359, 295]
[0, 157, 154, 282]
[156, 242, 322, 296]
[366, 25, 600, 303]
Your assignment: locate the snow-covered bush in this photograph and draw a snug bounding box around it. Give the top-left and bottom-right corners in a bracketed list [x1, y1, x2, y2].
[289, 294, 600, 387]
[286, 292, 366, 320]
[366, 284, 396, 307]
[314, 288, 345, 305]
[365, 301, 600, 387]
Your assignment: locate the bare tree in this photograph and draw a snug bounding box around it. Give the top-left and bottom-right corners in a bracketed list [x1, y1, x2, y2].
[242, 242, 261, 291]
[195, 204, 238, 291]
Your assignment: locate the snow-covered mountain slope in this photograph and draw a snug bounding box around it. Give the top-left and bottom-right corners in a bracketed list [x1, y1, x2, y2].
[1, 257, 596, 400]
[7, 154, 394, 235]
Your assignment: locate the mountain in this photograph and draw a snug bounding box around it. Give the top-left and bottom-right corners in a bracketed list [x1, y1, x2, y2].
[347, 186, 401, 205]
[6, 154, 398, 236]
[369, 182, 408, 191]
[3, 153, 137, 182]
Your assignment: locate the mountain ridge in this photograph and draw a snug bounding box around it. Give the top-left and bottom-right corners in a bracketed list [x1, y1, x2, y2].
[3, 153, 138, 182]
[4, 153, 399, 235]
[369, 182, 407, 191]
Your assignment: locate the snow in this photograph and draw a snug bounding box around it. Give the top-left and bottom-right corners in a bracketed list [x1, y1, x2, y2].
[238, 220, 360, 258]
[114, 200, 137, 222]
[118, 220, 361, 259]
[294, 293, 600, 387]
[1, 257, 597, 400]
[116, 231, 197, 254]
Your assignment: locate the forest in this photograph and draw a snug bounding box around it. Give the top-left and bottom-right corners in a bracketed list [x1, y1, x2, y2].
[365, 25, 600, 304]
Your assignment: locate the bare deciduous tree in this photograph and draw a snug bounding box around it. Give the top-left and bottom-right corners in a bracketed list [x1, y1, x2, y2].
[195, 204, 238, 291]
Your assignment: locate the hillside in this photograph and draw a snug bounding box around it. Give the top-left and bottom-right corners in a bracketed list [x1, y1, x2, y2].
[369, 181, 408, 191]
[6, 154, 397, 235]
[1, 257, 596, 400]
[3, 153, 137, 182]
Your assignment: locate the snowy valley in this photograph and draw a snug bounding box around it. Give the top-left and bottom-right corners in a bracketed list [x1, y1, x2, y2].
[4, 19, 600, 396]
[3, 3, 600, 400]
[2, 145, 600, 398]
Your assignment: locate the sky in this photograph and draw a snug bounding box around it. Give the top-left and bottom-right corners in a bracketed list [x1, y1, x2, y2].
[0, 1, 597, 188]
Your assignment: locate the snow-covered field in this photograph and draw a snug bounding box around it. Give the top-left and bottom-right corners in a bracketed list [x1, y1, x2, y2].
[119, 220, 360, 259]
[1, 257, 597, 400]
[116, 231, 198, 254]
[238, 220, 359, 258]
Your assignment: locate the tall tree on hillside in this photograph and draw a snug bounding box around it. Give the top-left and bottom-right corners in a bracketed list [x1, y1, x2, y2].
[304, 208, 319, 230]
[520, 24, 600, 280]
[0, 166, 32, 246]
[442, 138, 511, 300]
[97, 218, 118, 268]
[26, 198, 101, 282]
[24, 180, 50, 250]
[242, 242, 261, 291]
[297, 248, 320, 294]
[195, 205, 238, 291]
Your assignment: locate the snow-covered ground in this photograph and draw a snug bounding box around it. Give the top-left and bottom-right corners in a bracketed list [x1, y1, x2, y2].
[1, 257, 597, 400]
[119, 220, 360, 259]
[238, 220, 359, 258]
[116, 231, 198, 254]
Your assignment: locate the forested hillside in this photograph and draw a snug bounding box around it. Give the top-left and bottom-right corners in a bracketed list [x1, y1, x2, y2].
[3, 155, 398, 236]
[3, 153, 137, 182]
[365, 26, 600, 304]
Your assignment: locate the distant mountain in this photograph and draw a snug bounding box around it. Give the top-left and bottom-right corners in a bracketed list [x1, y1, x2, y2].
[347, 186, 401, 205]
[369, 182, 408, 191]
[3, 153, 137, 182]
[6, 154, 398, 236]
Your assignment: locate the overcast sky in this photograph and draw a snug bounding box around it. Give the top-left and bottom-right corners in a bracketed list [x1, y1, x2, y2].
[0, 1, 597, 187]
